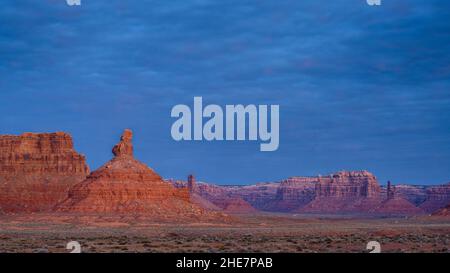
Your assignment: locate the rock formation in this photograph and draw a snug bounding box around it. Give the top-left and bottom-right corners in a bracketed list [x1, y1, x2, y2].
[315, 171, 381, 198]
[170, 176, 257, 213]
[373, 182, 424, 215]
[187, 174, 195, 193]
[298, 171, 382, 213]
[170, 172, 439, 216]
[419, 183, 450, 213]
[170, 177, 222, 211]
[1, 129, 443, 218]
[56, 130, 221, 221]
[374, 197, 425, 215]
[0, 132, 89, 212]
[187, 181, 278, 211]
[112, 129, 133, 157]
[385, 184, 428, 206]
[212, 197, 257, 213]
[222, 183, 280, 210]
[297, 174, 426, 215]
[387, 181, 394, 200]
[263, 177, 316, 212]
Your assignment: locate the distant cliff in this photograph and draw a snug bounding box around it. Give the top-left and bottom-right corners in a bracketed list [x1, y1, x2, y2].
[169, 171, 449, 216]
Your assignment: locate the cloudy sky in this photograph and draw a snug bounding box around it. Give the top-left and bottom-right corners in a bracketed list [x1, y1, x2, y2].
[1, 0, 449, 185]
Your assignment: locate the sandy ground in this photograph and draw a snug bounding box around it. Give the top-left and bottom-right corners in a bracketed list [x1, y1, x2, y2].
[0, 213, 449, 253]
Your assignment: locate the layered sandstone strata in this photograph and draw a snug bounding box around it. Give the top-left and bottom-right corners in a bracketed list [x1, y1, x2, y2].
[297, 171, 382, 213]
[263, 177, 317, 212]
[315, 171, 381, 198]
[419, 183, 450, 213]
[383, 184, 428, 206]
[171, 177, 257, 213]
[56, 130, 218, 220]
[0, 132, 89, 212]
[171, 171, 433, 215]
[221, 183, 279, 210]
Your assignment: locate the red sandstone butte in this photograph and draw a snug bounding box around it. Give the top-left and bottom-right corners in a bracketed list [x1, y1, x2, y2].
[297, 171, 383, 213]
[0, 132, 89, 213]
[56, 130, 222, 220]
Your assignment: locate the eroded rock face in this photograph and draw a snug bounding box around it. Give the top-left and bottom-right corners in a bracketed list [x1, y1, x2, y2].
[112, 129, 133, 157]
[374, 197, 425, 215]
[170, 171, 436, 216]
[383, 184, 428, 206]
[298, 171, 382, 213]
[56, 130, 220, 220]
[170, 178, 257, 213]
[263, 177, 317, 212]
[315, 171, 381, 198]
[222, 183, 279, 210]
[0, 132, 89, 213]
[420, 183, 450, 213]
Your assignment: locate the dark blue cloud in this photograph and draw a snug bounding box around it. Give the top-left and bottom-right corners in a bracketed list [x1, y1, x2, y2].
[1, 0, 449, 185]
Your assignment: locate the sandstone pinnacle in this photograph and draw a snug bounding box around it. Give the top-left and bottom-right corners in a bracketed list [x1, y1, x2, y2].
[112, 129, 133, 157]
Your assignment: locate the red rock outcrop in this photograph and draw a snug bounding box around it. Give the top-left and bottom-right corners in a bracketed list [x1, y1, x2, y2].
[383, 184, 428, 206]
[214, 197, 257, 213]
[374, 196, 424, 215]
[297, 171, 382, 213]
[263, 177, 316, 212]
[315, 171, 381, 198]
[419, 183, 450, 213]
[171, 179, 279, 211]
[170, 171, 435, 216]
[112, 129, 133, 157]
[0, 132, 89, 212]
[56, 130, 220, 220]
[170, 177, 257, 213]
[221, 183, 279, 210]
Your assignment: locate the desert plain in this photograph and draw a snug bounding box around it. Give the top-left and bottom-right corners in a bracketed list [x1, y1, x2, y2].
[0, 213, 449, 253]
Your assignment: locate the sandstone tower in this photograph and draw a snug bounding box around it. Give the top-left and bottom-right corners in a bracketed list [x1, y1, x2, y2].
[387, 180, 395, 200]
[187, 174, 196, 192]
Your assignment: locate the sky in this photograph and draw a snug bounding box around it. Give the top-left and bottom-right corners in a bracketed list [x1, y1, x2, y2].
[0, 0, 449, 185]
